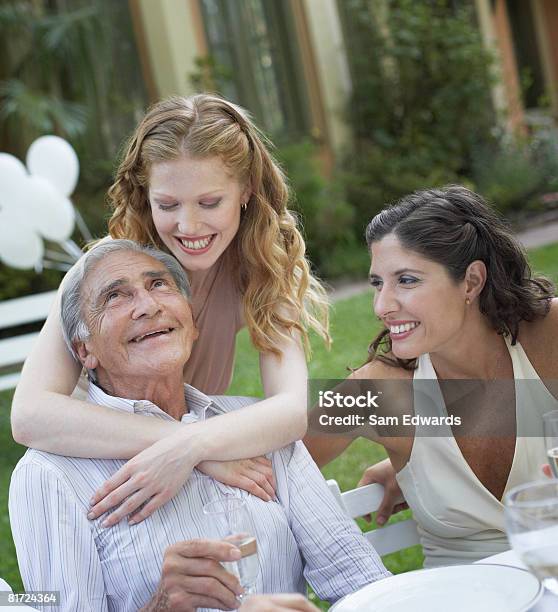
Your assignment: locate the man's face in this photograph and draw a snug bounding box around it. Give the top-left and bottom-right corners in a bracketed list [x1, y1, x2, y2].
[76, 251, 197, 386]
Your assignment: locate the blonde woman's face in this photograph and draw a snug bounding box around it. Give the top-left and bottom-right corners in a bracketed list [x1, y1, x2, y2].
[148, 155, 250, 273]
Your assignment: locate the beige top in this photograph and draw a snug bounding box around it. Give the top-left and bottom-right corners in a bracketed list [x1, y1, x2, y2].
[396, 336, 557, 568]
[184, 255, 244, 394]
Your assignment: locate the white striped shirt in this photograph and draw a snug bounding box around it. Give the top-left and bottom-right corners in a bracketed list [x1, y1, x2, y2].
[9, 384, 389, 611]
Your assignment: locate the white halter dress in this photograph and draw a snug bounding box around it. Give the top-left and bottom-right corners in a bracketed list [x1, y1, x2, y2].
[396, 336, 557, 567]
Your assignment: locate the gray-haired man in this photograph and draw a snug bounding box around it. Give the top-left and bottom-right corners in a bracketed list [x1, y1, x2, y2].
[10, 240, 389, 611]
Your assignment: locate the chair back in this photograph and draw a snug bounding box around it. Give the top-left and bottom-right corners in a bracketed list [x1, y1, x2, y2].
[327, 478, 421, 556]
[0, 577, 39, 610]
[0, 291, 56, 390]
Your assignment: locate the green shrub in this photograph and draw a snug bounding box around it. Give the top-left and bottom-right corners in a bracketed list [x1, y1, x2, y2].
[338, 0, 497, 223]
[473, 143, 545, 215]
[277, 141, 368, 278]
[473, 129, 558, 215]
[0, 266, 62, 304]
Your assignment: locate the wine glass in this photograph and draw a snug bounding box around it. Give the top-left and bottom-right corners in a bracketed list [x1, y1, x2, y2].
[543, 410, 558, 477]
[504, 480, 558, 596]
[203, 496, 259, 601]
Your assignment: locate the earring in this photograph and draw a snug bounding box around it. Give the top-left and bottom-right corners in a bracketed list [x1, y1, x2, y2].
[465, 298, 471, 305]
[242, 201, 248, 211]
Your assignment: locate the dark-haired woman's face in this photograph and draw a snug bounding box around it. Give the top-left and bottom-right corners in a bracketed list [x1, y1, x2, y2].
[369, 234, 468, 359]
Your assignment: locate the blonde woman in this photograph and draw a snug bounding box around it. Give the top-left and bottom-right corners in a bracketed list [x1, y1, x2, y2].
[12, 94, 329, 525]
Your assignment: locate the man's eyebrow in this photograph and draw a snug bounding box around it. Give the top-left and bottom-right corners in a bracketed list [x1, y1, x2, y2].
[94, 270, 175, 303]
[142, 269, 173, 280]
[96, 278, 126, 303]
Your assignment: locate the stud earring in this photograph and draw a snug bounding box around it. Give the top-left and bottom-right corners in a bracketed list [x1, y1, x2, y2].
[242, 201, 248, 211]
[465, 298, 471, 305]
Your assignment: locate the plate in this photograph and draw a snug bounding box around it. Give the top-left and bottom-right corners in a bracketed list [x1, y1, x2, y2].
[331, 564, 543, 612]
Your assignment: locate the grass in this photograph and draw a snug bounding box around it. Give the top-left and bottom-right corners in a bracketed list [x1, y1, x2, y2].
[1, 241, 557, 603]
[0, 391, 26, 590]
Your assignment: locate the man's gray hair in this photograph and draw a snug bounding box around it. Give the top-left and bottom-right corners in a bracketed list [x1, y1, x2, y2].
[60, 239, 191, 365]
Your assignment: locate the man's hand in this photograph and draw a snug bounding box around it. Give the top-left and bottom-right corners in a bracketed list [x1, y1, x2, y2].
[141, 539, 244, 611]
[358, 458, 407, 525]
[198, 457, 276, 501]
[240, 594, 319, 611]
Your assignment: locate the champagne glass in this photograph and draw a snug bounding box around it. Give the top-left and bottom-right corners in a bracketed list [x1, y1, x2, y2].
[203, 496, 259, 601]
[504, 480, 558, 596]
[543, 410, 558, 477]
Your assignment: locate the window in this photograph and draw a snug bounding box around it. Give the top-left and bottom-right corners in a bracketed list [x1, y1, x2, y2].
[505, 0, 546, 109]
[200, 0, 310, 139]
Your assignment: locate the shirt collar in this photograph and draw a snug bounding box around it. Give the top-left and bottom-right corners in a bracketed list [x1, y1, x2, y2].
[87, 381, 221, 423]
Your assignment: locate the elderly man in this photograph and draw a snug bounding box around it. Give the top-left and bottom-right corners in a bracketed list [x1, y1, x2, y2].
[9, 240, 389, 611]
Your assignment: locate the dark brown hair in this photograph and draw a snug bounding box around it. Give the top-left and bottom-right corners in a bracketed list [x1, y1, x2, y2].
[365, 185, 555, 369]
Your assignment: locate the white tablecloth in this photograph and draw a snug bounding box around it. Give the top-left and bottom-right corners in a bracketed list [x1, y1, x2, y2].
[476, 550, 556, 611]
[2, 553, 556, 611]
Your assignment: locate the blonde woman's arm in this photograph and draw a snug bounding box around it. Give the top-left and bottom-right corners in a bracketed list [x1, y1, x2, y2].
[12, 290, 306, 524]
[212, 329, 308, 454]
[88, 331, 308, 526]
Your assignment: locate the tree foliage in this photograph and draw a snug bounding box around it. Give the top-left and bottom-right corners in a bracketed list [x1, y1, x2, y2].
[338, 0, 497, 223]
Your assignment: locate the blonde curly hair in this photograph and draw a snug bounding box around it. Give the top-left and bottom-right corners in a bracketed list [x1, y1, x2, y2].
[107, 94, 330, 356]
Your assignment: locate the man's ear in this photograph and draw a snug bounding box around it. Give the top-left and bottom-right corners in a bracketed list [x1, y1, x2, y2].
[464, 260, 487, 302]
[75, 341, 99, 371]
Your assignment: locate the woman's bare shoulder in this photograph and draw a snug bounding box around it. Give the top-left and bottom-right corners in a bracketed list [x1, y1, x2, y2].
[519, 297, 558, 377]
[349, 357, 414, 380]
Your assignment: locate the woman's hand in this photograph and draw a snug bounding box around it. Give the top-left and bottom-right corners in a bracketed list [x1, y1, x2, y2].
[358, 458, 408, 525]
[197, 457, 276, 502]
[87, 432, 202, 527]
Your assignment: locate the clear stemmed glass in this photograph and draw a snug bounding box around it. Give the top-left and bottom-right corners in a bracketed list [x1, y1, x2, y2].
[504, 480, 558, 596]
[543, 410, 558, 477]
[203, 496, 259, 601]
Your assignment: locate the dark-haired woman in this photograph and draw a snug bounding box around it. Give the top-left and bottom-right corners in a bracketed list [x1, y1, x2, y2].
[305, 185, 558, 568]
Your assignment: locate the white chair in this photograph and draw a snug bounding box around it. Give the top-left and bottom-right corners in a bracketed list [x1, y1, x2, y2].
[327, 478, 421, 557]
[0, 291, 56, 390]
[0, 578, 38, 611]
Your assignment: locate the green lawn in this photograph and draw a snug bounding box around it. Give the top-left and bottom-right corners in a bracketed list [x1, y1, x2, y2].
[1, 241, 557, 602]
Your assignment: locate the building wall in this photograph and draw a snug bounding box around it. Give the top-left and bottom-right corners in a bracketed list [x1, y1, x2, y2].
[133, 0, 206, 99]
[298, 0, 352, 158]
[475, 0, 558, 131]
[131, 0, 352, 164]
[475, 0, 525, 134]
[534, 0, 558, 117]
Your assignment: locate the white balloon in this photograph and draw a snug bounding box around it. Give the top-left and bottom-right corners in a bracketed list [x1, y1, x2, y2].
[0, 153, 28, 208]
[26, 136, 79, 197]
[0, 208, 44, 269]
[24, 175, 75, 241]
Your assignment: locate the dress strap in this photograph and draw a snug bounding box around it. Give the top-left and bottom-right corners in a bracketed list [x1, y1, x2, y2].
[503, 334, 540, 380]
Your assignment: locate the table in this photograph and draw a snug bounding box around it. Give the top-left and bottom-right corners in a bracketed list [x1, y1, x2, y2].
[477, 550, 556, 611]
[331, 550, 556, 611]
